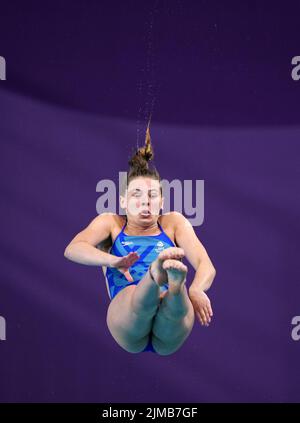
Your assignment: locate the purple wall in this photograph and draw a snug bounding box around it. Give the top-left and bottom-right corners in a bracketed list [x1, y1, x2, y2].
[0, 1, 299, 402]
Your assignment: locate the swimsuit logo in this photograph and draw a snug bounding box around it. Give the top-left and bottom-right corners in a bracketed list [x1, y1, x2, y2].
[121, 241, 133, 246]
[155, 241, 165, 253]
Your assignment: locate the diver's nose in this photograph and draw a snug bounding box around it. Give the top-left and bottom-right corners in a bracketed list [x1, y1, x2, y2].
[141, 196, 150, 206]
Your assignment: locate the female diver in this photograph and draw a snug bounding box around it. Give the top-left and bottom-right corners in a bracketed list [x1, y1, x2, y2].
[64, 126, 216, 355]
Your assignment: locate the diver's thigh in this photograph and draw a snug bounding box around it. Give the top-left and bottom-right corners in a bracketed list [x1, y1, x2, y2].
[152, 305, 195, 355]
[106, 285, 154, 349]
[106, 285, 136, 331]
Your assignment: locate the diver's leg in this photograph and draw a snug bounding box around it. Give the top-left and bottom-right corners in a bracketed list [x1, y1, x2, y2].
[151, 259, 195, 355]
[106, 247, 185, 353]
[106, 282, 158, 353]
[130, 247, 185, 315]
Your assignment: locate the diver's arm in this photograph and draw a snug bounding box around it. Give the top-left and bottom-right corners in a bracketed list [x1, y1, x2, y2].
[64, 213, 140, 281]
[189, 260, 216, 293]
[173, 212, 216, 325]
[64, 213, 118, 266]
[173, 212, 216, 292]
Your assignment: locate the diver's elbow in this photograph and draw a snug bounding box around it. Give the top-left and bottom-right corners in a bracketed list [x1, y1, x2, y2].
[211, 266, 216, 278]
[64, 245, 71, 259]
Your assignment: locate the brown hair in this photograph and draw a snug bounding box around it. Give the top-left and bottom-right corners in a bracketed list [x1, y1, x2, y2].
[126, 121, 162, 194]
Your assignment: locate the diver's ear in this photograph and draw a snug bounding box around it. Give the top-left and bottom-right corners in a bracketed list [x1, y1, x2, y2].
[120, 195, 127, 210]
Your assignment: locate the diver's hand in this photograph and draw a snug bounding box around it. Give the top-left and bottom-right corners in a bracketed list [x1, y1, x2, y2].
[111, 252, 140, 282]
[189, 287, 213, 326]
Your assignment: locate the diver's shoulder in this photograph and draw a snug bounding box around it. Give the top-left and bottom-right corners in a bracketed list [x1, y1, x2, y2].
[160, 211, 184, 219]
[98, 212, 125, 228]
[159, 211, 185, 227]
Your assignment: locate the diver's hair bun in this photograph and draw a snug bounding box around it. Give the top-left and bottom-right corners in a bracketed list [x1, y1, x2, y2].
[123, 120, 161, 196]
[128, 124, 154, 171]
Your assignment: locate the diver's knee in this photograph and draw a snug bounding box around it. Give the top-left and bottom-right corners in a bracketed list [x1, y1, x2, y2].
[113, 334, 151, 354]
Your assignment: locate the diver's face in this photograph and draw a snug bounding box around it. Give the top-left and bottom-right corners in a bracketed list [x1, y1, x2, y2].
[123, 177, 163, 222]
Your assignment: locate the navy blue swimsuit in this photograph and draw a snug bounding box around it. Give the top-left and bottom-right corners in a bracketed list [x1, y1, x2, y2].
[105, 218, 175, 353]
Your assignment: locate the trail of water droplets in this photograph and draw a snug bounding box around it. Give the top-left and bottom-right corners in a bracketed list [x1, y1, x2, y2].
[136, 0, 160, 148]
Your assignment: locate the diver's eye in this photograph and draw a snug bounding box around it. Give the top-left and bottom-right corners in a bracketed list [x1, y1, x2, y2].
[132, 191, 142, 197]
[149, 191, 158, 198]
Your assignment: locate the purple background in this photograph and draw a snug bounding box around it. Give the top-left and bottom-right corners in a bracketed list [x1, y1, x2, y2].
[0, 1, 299, 402]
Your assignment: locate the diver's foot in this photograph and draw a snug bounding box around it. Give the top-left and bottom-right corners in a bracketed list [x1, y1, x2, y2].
[149, 247, 185, 287]
[162, 259, 187, 295]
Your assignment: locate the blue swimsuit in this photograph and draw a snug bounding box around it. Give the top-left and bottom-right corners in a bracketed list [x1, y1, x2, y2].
[105, 219, 175, 353]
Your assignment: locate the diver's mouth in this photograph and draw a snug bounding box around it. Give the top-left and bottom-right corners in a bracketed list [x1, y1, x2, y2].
[140, 210, 151, 217]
